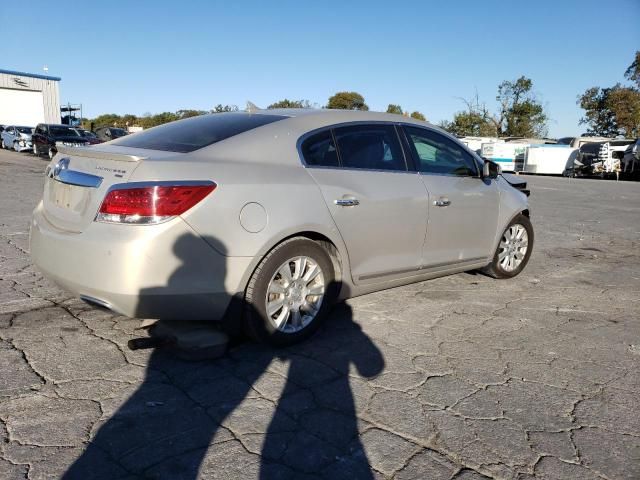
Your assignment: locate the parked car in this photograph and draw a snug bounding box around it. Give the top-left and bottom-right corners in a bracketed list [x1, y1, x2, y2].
[31, 124, 89, 159]
[621, 139, 640, 178]
[94, 127, 128, 142]
[72, 128, 102, 145]
[572, 139, 634, 177]
[1, 125, 33, 152]
[30, 110, 533, 346]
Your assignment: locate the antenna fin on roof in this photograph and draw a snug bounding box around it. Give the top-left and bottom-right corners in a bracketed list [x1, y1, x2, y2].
[246, 101, 261, 113]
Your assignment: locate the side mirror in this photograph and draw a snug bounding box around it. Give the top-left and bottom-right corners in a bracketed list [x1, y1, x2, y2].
[482, 160, 501, 179]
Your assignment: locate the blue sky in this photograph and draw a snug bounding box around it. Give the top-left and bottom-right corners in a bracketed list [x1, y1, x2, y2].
[2, 0, 639, 137]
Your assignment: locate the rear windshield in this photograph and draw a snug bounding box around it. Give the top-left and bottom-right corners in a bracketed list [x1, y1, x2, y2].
[49, 126, 79, 137]
[111, 112, 287, 153]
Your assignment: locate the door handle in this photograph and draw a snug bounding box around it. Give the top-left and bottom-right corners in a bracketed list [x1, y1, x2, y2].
[335, 198, 360, 207]
[434, 198, 451, 207]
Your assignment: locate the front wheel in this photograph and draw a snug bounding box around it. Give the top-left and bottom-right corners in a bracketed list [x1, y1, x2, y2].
[483, 214, 534, 279]
[48, 147, 56, 160]
[244, 237, 338, 346]
[1, 139, 5, 149]
[33, 143, 39, 156]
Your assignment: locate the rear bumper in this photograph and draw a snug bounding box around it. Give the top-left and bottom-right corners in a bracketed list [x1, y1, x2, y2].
[29, 202, 252, 321]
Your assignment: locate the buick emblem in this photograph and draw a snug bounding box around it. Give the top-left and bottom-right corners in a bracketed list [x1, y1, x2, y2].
[51, 158, 70, 178]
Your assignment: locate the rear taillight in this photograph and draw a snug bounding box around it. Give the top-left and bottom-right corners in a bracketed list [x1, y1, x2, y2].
[96, 182, 216, 224]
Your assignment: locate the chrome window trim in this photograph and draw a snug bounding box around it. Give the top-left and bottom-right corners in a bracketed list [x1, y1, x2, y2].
[297, 120, 416, 174]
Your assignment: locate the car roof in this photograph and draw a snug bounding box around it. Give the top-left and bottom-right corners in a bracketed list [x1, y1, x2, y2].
[262, 108, 430, 123]
[247, 109, 442, 138]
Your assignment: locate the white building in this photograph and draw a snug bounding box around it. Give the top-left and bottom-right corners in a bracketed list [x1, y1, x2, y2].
[0, 69, 61, 126]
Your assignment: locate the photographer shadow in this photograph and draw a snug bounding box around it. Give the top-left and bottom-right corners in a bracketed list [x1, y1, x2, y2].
[63, 233, 384, 479]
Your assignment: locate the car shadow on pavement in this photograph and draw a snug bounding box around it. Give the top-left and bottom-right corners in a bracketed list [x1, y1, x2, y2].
[63, 233, 385, 479]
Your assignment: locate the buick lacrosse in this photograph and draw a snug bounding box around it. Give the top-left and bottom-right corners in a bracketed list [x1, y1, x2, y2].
[30, 110, 533, 345]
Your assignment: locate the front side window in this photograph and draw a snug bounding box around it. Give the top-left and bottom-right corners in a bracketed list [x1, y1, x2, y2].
[404, 126, 478, 176]
[334, 124, 406, 171]
[301, 130, 339, 167]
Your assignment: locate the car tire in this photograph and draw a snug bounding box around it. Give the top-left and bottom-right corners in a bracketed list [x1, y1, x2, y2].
[33, 143, 39, 156]
[244, 237, 338, 347]
[13, 142, 19, 152]
[48, 147, 56, 160]
[1, 139, 5, 149]
[482, 214, 534, 279]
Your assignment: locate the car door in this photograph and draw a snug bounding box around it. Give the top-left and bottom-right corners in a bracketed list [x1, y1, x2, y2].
[33, 125, 44, 151]
[402, 125, 500, 268]
[303, 124, 429, 284]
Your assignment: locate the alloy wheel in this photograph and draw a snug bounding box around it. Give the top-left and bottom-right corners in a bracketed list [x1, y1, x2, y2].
[265, 256, 325, 333]
[498, 224, 529, 272]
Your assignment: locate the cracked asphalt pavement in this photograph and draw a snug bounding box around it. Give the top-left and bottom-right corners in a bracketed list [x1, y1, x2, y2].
[1, 149, 639, 479]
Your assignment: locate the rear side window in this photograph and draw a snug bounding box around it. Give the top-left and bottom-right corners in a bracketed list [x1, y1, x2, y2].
[301, 130, 339, 167]
[334, 125, 406, 171]
[404, 126, 478, 176]
[111, 112, 287, 153]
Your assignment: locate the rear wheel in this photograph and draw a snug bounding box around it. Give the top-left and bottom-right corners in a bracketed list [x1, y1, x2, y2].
[48, 147, 56, 160]
[483, 214, 534, 279]
[244, 237, 337, 346]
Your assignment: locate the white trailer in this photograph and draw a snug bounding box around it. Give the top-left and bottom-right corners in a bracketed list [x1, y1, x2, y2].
[522, 145, 576, 175]
[459, 137, 502, 155]
[480, 142, 528, 172]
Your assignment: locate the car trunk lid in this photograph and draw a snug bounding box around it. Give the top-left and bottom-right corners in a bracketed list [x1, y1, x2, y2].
[41, 145, 164, 232]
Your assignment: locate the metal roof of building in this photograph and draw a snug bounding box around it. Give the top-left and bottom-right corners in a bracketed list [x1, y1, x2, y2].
[0, 68, 61, 82]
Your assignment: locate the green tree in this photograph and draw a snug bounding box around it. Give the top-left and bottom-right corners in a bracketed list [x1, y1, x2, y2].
[495, 76, 547, 137]
[440, 94, 497, 137]
[91, 113, 124, 128]
[212, 104, 238, 113]
[410, 111, 426, 121]
[579, 86, 622, 137]
[327, 91, 368, 110]
[440, 111, 497, 137]
[139, 112, 179, 129]
[578, 52, 640, 137]
[267, 99, 312, 109]
[386, 104, 403, 115]
[624, 50, 640, 88]
[176, 109, 207, 119]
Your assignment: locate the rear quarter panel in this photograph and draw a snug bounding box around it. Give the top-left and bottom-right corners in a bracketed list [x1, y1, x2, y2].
[126, 132, 352, 295]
